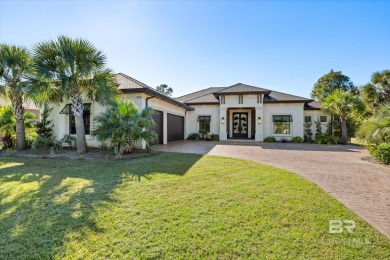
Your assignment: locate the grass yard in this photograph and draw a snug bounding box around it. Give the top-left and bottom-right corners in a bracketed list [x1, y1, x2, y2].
[0, 153, 389, 259]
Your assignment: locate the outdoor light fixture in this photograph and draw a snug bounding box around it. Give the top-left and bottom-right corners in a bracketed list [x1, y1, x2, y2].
[221, 117, 225, 124]
[258, 117, 262, 124]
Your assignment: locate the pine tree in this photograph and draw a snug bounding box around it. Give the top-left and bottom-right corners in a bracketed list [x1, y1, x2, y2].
[35, 104, 53, 138]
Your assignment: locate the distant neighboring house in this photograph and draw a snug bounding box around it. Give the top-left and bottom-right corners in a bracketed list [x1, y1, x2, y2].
[0, 98, 40, 120]
[47, 73, 329, 148]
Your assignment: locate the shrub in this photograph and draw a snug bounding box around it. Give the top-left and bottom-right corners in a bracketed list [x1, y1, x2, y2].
[371, 143, 390, 164]
[264, 136, 276, 142]
[198, 129, 208, 139]
[61, 134, 77, 148]
[210, 134, 219, 141]
[32, 134, 77, 153]
[315, 133, 337, 144]
[0, 106, 37, 149]
[303, 122, 313, 142]
[291, 136, 304, 143]
[187, 132, 200, 140]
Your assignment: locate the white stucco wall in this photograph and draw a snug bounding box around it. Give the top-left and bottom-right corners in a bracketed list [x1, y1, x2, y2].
[263, 103, 305, 140]
[303, 110, 330, 136]
[185, 105, 220, 137]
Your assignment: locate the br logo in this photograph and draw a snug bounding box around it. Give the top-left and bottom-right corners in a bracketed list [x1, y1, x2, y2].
[329, 220, 356, 234]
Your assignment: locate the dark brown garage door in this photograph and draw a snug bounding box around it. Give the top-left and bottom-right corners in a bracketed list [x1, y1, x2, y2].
[152, 110, 163, 144]
[167, 113, 184, 142]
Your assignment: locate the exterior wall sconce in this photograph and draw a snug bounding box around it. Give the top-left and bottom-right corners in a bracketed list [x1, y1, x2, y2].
[221, 117, 225, 124]
[258, 117, 262, 124]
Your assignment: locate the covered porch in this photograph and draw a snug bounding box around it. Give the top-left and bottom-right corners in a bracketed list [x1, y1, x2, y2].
[219, 107, 263, 141]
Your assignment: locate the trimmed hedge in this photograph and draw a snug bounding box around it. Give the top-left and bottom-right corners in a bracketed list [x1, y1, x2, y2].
[187, 132, 200, 140]
[264, 136, 276, 142]
[210, 134, 219, 141]
[291, 136, 304, 143]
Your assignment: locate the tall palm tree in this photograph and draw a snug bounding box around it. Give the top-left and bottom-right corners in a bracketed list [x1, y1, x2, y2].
[322, 90, 365, 144]
[33, 36, 118, 153]
[0, 44, 32, 150]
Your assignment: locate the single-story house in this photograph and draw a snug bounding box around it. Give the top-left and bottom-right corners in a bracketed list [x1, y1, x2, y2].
[47, 73, 329, 147]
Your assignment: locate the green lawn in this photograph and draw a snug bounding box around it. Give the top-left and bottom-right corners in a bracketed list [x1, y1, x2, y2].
[0, 153, 389, 259]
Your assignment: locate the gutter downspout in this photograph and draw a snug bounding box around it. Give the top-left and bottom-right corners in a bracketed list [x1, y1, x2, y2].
[146, 94, 156, 107]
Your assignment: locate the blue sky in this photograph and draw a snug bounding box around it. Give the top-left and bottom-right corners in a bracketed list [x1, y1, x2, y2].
[1, 0, 389, 98]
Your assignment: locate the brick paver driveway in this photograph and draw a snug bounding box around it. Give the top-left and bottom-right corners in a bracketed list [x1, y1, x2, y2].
[153, 141, 390, 239]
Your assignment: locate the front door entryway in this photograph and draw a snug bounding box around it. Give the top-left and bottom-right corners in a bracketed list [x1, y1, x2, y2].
[232, 112, 248, 138]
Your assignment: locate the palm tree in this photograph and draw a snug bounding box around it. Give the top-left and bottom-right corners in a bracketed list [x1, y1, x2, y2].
[92, 100, 157, 158]
[357, 104, 390, 145]
[32, 36, 118, 153]
[0, 44, 33, 150]
[322, 90, 365, 144]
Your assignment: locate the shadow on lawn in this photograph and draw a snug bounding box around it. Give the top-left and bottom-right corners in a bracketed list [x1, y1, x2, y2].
[0, 153, 203, 258]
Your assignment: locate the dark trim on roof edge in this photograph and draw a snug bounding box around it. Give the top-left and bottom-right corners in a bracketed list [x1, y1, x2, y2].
[304, 107, 321, 110]
[263, 100, 314, 104]
[185, 102, 220, 105]
[121, 88, 194, 111]
[213, 91, 271, 95]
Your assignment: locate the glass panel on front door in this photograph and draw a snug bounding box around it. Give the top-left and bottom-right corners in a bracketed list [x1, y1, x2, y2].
[233, 112, 248, 138]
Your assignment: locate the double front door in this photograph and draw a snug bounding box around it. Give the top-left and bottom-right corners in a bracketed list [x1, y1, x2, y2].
[232, 112, 248, 138]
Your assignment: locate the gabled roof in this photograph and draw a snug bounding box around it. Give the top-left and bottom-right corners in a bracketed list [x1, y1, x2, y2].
[213, 83, 270, 95]
[175, 82, 315, 105]
[116, 73, 193, 111]
[175, 87, 225, 105]
[264, 90, 313, 103]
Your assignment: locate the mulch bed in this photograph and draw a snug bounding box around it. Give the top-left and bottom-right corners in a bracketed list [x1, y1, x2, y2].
[0, 147, 158, 161]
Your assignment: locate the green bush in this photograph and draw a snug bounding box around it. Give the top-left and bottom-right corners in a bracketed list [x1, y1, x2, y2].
[33, 134, 77, 153]
[0, 106, 37, 149]
[315, 133, 337, 144]
[187, 132, 200, 140]
[291, 136, 304, 143]
[210, 134, 219, 141]
[264, 136, 276, 142]
[371, 143, 390, 164]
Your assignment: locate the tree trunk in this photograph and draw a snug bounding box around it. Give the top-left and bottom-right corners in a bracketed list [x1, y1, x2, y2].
[11, 95, 26, 150]
[70, 93, 87, 153]
[340, 115, 348, 145]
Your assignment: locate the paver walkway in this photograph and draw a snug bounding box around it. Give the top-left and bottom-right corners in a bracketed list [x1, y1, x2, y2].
[153, 141, 390, 239]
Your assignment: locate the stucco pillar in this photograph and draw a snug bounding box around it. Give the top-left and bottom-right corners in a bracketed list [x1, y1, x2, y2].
[163, 111, 168, 144]
[255, 107, 264, 141]
[219, 108, 227, 141]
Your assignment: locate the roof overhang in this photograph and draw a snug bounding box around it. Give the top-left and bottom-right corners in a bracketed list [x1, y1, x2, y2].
[184, 102, 220, 106]
[121, 88, 194, 111]
[213, 90, 271, 96]
[263, 99, 314, 104]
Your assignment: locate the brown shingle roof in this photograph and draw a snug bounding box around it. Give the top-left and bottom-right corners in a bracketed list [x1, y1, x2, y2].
[116, 73, 193, 111]
[264, 90, 313, 103]
[176, 83, 315, 105]
[214, 83, 270, 94]
[304, 101, 322, 110]
[175, 87, 225, 103]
